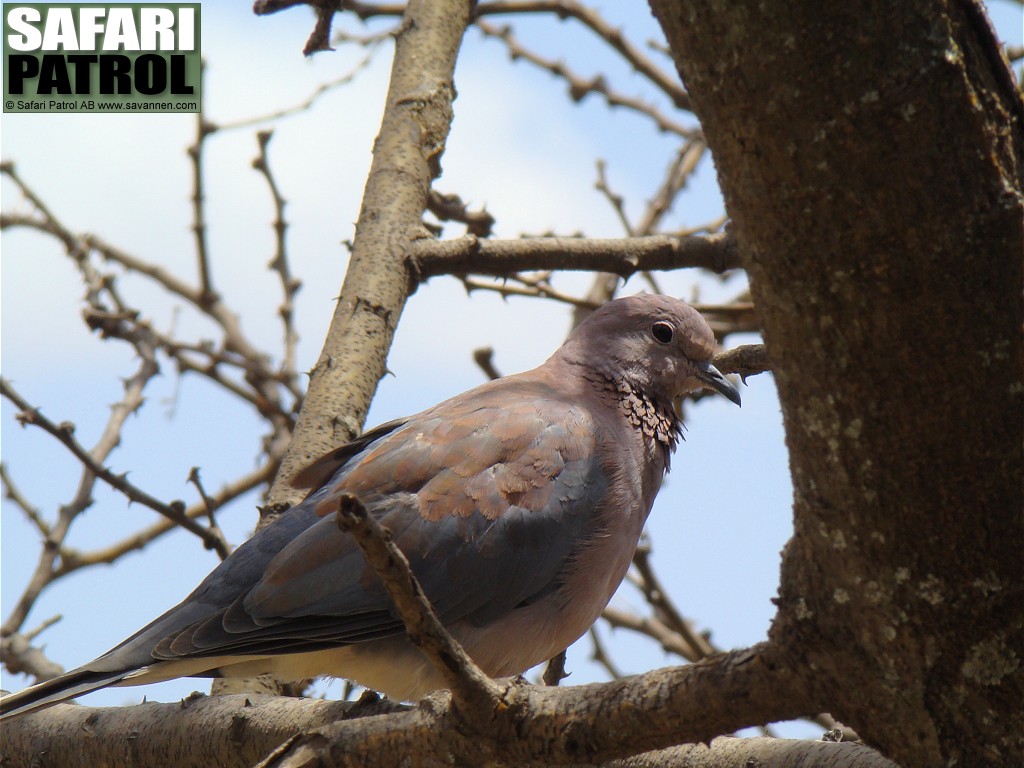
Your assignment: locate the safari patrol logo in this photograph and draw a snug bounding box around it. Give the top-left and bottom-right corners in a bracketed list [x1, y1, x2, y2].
[4, 3, 200, 113]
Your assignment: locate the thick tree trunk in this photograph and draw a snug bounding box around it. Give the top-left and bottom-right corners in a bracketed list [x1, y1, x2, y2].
[649, 1, 1023, 766]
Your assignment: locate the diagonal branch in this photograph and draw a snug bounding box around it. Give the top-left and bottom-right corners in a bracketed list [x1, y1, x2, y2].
[333, 493, 502, 716]
[475, 18, 695, 137]
[267, 0, 476, 507]
[475, 0, 691, 111]
[0, 379, 229, 558]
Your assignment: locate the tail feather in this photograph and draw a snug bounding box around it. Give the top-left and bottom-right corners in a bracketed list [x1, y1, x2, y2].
[0, 668, 133, 721]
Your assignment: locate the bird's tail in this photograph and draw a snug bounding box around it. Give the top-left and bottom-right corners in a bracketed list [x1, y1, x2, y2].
[0, 668, 132, 721]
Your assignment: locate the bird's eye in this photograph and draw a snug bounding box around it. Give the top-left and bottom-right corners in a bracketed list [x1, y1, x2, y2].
[651, 321, 674, 344]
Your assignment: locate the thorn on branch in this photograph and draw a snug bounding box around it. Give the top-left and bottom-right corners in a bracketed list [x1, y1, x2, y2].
[427, 189, 496, 238]
[251, 128, 301, 384]
[411, 232, 742, 281]
[14, 407, 40, 428]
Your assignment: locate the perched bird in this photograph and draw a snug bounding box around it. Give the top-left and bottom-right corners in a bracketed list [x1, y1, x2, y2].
[0, 294, 739, 720]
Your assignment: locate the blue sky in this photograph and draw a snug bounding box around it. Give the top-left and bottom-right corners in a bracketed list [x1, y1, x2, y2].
[2, 1, 1020, 738]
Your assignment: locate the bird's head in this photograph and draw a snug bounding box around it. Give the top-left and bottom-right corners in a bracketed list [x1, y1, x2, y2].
[558, 294, 741, 407]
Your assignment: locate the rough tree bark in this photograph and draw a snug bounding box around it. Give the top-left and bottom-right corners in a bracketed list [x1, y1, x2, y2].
[648, 1, 1023, 765]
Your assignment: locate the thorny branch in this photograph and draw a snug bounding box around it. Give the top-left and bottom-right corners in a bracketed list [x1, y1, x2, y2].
[253, 130, 303, 381]
[0, 73, 339, 681]
[0, 379, 230, 558]
[312, 1, 693, 111]
[475, 19, 697, 138]
[411, 232, 740, 278]
[187, 66, 216, 307]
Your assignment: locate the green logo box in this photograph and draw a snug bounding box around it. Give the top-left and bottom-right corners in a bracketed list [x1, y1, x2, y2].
[3, 3, 201, 113]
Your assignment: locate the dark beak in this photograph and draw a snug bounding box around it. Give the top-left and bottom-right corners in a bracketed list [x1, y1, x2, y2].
[697, 362, 742, 406]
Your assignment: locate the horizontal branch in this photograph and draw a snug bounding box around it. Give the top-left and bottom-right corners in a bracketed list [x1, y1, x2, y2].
[3, 645, 836, 768]
[55, 462, 275, 577]
[264, 643, 817, 766]
[2, 694, 409, 768]
[599, 736, 899, 768]
[712, 344, 771, 379]
[410, 232, 739, 279]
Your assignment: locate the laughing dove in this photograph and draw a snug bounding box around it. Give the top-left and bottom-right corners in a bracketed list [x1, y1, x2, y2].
[0, 294, 739, 719]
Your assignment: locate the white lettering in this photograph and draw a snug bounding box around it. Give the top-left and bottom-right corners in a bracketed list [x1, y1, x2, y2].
[177, 8, 194, 52]
[103, 8, 139, 51]
[76, 8, 105, 51]
[7, 6, 196, 55]
[41, 8, 78, 51]
[6, 7, 42, 51]
[140, 8, 175, 51]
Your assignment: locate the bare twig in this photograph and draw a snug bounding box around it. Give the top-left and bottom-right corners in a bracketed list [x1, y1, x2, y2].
[630, 544, 717, 659]
[216, 52, 383, 131]
[475, 0, 692, 111]
[187, 467, 227, 557]
[712, 344, 772, 380]
[23, 615, 62, 643]
[254, 0, 341, 55]
[602, 605, 703, 661]
[588, 626, 624, 680]
[1, 463, 49, 538]
[0, 379, 230, 558]
[638, 140, 707, 234]
[56, 463, 274, 576]
[252, 130, 302, 380]
[427, 190, 496, 238]
[594, 159, 634, 236]
[333, 22, 405, 47]
[462, 271, 599, 308]
[1, 167, 302, 416]
[322, 1, 694, 112]
[578, 140, 711, 326]
[0, 633, 65, 682]
[186, 65, 217, 307]
[475, 19, 696, 138]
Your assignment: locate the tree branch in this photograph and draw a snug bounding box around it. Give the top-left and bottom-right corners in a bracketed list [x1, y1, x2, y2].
[409, 232, 739, 279]
[333, 493, 503, 715]
[253, 643, 821, 767]
[268, 0, 475, 507]
[0, 379, 230, 558]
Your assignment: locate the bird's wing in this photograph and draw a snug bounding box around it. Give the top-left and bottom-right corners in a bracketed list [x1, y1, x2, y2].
[290, 416, 410, 491]
[149, 377, 611, 661]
